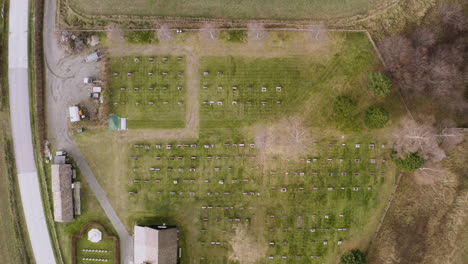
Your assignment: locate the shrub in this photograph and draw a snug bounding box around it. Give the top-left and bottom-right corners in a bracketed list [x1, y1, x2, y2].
[394, 152, 424, 172]
[368, 72, 392, 96]
[364, 106, 389, 129]
[125, 31, 158, 44]
[333, 95, 356, 118]
[340, 249, 367, 264]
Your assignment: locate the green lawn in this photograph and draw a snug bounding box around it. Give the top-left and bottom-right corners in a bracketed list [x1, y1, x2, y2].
[67, 0, 391, 20]
[76, 227, 116, 264]
[108, 56, 186, 129]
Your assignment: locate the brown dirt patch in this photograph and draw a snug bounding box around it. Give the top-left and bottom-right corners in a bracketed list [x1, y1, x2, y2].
[369, 141, 468, 264]
[413, 163, 448, 185]
[229, 224, 266, 264]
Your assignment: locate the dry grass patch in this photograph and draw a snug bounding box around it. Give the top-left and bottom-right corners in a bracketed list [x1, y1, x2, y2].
[229, 224, 267, 263]
[255, 117, 313, 159]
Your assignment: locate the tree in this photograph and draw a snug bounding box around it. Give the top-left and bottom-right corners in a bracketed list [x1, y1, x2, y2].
[392, 116, 463, 162]
[364, 106, 389, 129]
[367, 72, 392, 96]
[394, 152, 425, 172]
[333, 96, 356, 118]
[377, 4, 467, 123]
[340, 249, 367, 264]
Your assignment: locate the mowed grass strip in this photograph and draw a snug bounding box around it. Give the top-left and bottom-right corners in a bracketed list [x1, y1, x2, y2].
[108, 56, 186, 128]
[125, 135, 395, 262]
[68, 0, 390, 20]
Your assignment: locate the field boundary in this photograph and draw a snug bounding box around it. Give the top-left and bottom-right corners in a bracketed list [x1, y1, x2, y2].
[57, 0, 403, 30]
[368, 172, 403, 249]
[30, 0, 65, 262]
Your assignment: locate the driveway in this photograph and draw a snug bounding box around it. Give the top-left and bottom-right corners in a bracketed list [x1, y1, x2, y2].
[43, 0, 134, 262]
[8, 0, 57, 263]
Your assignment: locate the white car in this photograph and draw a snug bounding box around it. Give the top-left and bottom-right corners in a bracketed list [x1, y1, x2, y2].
[176, 29, 184, 33]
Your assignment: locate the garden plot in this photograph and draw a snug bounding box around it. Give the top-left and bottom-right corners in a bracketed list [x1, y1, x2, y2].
[75, 225, 117, 264]
[200, 56, 315, 128]
[125, 136, 394, 262]
[108, 56, 186, 128]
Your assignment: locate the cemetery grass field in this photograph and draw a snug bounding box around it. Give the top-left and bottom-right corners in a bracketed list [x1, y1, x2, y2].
[108, 56, 186, 129]
[125, 135, 396, 263]
[75, 31, 405, 263]
[66, 0, 392, 20]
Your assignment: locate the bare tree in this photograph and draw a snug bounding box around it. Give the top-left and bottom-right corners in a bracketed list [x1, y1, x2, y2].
[247, 23, 267, 44]
[412, 27, 437, 47]
[307, 24, 328, 43]
[199, 24, 219, 43]
[378, 3, 468, 124]
[393, 116, 465, 162]
[438, 3, 468, 33]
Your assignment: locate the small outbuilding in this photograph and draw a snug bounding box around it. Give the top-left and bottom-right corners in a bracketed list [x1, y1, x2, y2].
[134, 225, 178, 264]
[69, 106, 80, 122]
[51, 164, 74, 222]
[85, 51, 100, 62]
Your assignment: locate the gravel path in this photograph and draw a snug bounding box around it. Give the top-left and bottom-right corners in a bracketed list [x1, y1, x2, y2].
[43, 0, 134, 262]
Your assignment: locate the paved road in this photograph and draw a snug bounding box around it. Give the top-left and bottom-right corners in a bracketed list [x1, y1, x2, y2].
[43, 0, 134, 263]
[8, 0, 57, 263]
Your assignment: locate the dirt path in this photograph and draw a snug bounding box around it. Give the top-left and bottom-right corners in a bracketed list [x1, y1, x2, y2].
[43, 0, 134, 262]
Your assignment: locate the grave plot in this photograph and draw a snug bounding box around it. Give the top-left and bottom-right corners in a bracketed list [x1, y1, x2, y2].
[73, 223, 118, 264]
[108, 56, 186, 128]
[124, 137, 394, 262]
[200, 56, 315, 127]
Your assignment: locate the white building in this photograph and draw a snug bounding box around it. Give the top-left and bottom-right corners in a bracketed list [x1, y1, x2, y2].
[68, 106, 80, 122]
[134, 225, 178, 264]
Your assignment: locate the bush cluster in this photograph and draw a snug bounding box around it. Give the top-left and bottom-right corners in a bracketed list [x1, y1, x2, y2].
[364, 106, 389, 129]
[333, 96, 356, 118]
[340, 249, 367, 264]
[368, 72, 392, 96]
[394, 152, 424, 172]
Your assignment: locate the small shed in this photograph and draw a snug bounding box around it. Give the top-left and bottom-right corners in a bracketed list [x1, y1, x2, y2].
[69, 106, 80, 122]
[73, 182, 81, 215]
[120, 118, 127, 130]
[85, 52, 100, 62]
[54, 155, 66, 165]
